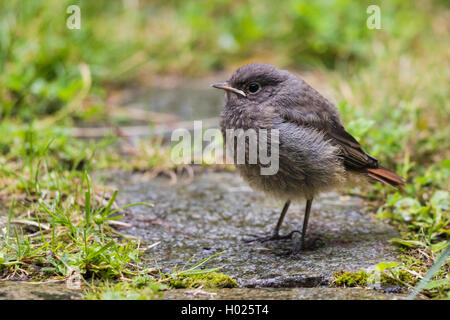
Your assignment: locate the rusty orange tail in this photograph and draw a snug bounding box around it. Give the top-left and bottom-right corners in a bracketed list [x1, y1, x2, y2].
[366, 167, 405, 187]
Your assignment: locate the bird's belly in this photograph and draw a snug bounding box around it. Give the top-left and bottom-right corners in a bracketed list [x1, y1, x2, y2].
[236, 124, 347, 200]
[237, 162, 342, 200]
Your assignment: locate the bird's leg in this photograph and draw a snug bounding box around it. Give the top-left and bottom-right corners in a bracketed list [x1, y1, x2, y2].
[245, 200, 300, 243]
[293, 198, 313, 252]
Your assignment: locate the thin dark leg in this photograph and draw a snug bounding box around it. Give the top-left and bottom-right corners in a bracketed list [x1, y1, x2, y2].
[245, 200, 299, 243]
[293, 198, 313, 252]
[273, 199, 291, 235]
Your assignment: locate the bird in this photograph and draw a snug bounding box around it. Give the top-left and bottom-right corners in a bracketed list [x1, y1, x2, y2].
[212, 63, 404, 252]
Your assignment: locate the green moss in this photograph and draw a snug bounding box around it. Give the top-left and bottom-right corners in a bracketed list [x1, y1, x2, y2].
[379, 269, 417, 287]
[168, 272, 238, 289]
[85, 281, 166, 300]
[332, 270, 369, 287]
[399, 254, 422, 267]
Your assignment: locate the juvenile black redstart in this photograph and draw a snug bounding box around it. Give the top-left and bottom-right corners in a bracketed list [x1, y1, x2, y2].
[212, 63, 404, 252]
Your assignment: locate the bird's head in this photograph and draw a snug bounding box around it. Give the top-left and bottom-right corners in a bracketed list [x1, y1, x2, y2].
[212, 63, 297, 109]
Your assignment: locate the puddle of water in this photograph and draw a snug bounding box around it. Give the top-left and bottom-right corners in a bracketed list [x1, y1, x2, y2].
[118, 71, 336, 123]
[123, 86, 224, 121]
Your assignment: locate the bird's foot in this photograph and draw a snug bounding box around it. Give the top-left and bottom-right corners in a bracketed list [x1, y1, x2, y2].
[244, 230, 301, 243]
[292, 239, 305, 254]
[292, 236, 326, 254]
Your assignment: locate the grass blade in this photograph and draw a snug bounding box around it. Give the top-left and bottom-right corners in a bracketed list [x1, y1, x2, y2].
[408, 243, 450, 300]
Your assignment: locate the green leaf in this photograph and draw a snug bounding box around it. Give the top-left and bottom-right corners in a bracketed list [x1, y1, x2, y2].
[409, 243, 450, 300]
[430, 190, 449, 211]
[107, 202, 153, 217]
[431, 240, 449, 253]
[346, 118, 375, 141]
[102, 190, 118, 216]
[439, 159, 450, 170]
[423, 278, 450, 290]
[394, 197, 421, 210]
[390, 238, 425, 248]
[86, 241, 115, 260]
[375, 261, 400, 272]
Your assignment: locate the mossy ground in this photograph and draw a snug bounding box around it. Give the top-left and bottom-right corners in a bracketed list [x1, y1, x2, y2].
[85, 279, 166, 300]
[331, 252, 449, 298]
[167, 273, 238, 289]
[331, 270, 370, 288]
[85, 272, 237, 299]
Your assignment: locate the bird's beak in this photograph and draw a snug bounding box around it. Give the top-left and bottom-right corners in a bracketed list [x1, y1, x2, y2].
[211, 82, 246, 97]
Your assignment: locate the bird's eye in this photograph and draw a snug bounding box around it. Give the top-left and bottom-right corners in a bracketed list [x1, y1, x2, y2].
[247, 82, 261, 94]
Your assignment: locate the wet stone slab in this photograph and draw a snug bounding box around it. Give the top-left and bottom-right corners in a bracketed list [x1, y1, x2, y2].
[113, 172, 399, 288]
[162, 287, 406, 300]
[0, 281, 81, 300]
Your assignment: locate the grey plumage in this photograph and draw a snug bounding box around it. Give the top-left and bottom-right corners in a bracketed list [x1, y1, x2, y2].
[213, 63, 404, 251]
[244, 122, 345, 201]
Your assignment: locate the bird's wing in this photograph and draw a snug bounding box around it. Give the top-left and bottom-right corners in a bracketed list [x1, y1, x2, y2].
[278, 107, 407, 186]
[326, 122, 378, 170]
[276, 85, 378, 170]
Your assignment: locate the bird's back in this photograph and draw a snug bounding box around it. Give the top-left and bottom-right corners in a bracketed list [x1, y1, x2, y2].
[218, 63, 404, 197]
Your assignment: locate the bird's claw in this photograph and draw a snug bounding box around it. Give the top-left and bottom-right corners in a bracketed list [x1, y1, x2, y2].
[244, 230, 301, 243]
[292, 239, 304, 253]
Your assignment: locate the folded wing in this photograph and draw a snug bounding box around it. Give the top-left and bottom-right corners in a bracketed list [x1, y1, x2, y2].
[277, 80, 404, 187]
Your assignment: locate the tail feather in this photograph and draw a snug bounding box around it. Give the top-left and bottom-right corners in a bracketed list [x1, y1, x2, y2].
[366, 167, 405, 187]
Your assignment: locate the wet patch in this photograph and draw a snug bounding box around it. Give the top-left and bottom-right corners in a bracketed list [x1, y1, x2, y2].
[0, 281, 81, 300]
[161, 287, 407, 300]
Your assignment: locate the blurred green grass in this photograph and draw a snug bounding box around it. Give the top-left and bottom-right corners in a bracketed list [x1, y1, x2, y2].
[0, 0, 445, 121]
